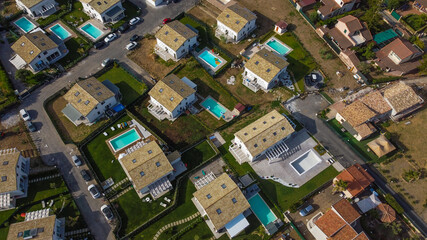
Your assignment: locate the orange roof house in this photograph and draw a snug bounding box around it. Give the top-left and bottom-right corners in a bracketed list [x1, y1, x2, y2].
[334, 164, 374, 198]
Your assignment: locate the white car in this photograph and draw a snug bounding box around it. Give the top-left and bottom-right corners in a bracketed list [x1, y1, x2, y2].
[19, 109, 31, 121]
[72, 155, 82, 167]
[88, 184, 101, 199]
[125, 41, 138, 50]
[129, 17, 141, 26]
[104, 33, 117, 43]
[101, 205, 114, 221]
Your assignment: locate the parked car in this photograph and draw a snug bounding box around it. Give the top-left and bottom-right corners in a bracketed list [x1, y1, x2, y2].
[104, 33, 117, 43]
[125, 41, 138, 50]
[80, 170, 91, 182]
[26, 121, 36, 132]
[101, 205, 114, 221]
[101, 58, 115, 67]
[162, 18, 172, 24]
[130, 34, 139, 41]
[72, 155, 82, 167]
[88, 184, 101, 199]
[299, 205, 314, 216]
[118, 23, 129, 33]
[94, 41, 105, 49]
[129, 17, 142, 26]
[20, 109, 31, 121]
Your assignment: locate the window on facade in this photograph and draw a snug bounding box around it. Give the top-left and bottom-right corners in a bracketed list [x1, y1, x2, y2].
[74, 91, 80, 96]
[216, 208, 222, 214]
[281, 127, 285, 130]
[148, 150, 153, 154]
[273, 132, 277, 136]
[84, 100, 90, 105]
[266, 69, 271, 73]
[271, 116, 275, 119]
[263, 138, 266, 142]
[156, 162, 161, 167]
[263, 121, 267, 124]
[140, 171, 145, 177]
[132, 159, 136, 163]
[206, 194, 212, 199]
[253, 127, 257, 130]
[254, 144, 258, 148]
[232, 198, 237, 204]
[221, 184, 226, 189]
[344, 29, 347, 33]
[2, 161, 8, 165]
[244, 133, 248, 136]
[255, 61, 259, 65]
[159, 88, 163, 93]
[1, 176, 7, 182]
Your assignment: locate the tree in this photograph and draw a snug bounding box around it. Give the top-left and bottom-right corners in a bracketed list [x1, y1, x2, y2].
[360, 0, 383, 34]
[362, 42, 376, 60]
[385, 221, 402, 235]
[309, 11, 320, 24]
[418, 54, 427, 75]
[15, 69, 32, 82]
[388, 0, 404, 10]
[332, 179, 348, 193]
[358, 62, 372, 74]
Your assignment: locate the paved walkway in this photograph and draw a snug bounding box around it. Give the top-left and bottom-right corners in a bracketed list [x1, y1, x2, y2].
[29, 173, 61, 183]
[109, 186, 133, 201]
[153, 212, 201, 240]
[104, 177, 129, 194]
[65, 228, 90, 236]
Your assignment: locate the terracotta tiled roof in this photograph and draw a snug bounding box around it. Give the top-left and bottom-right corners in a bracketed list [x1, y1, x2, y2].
[330, 224, 357, 240]
[360, 90, 391, 114]
[275, 20, 288, 29]
[338, 100, 376, 127]
[383, 81, 423, 114]
[378, 38, 421, 61]
[338, 15, 363, 33]
[354, 232, 370, 240]
[336, 164, 374, 197]
[353, 122, 375, 139]
[318, 0, 341, 16]
[315, 210, 346, 237]
[332, 199, 360, 223]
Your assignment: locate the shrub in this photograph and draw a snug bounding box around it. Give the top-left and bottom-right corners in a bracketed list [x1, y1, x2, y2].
[402, 169, 420, 182]
[289, 200, 303, 213]
[385, 193, 404, 214]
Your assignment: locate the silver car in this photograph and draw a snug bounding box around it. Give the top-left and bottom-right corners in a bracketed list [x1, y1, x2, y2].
[88, 184, 101, 199]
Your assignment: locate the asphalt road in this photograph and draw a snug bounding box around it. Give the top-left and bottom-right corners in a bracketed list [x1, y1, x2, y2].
[0, 0, 197, 239]
[284, 93, 427, 238]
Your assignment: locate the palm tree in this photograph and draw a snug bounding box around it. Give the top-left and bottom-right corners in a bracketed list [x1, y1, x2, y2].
[332, 179, 348, 193]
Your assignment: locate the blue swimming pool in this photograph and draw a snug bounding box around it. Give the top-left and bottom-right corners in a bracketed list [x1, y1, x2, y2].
[266, 38, 291, 55]
[201, 97, 227, 119]
[248, 194, 277, 226]
[50, 24, 71, 40]
[14, 17, 36, 33]
[199, 50, 222, 68]
[108, 128, 141, 152]
[81, 23, 103, 40]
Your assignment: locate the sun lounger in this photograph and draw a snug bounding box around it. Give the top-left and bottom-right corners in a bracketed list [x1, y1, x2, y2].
[202, 170, 206, 176]
[111, 127, 115, 131]
[160, 202, 167, 207]
[164, 197, 171, 203]
[103, 132, 108, 136]
[117, 124, 121, 129]
[124, 122, 128, 127]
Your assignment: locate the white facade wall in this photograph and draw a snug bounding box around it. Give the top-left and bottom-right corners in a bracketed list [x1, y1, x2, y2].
[318, 0, 357, 19]
[1, 155, 30, 200]
[81, 1, 124, 23]
[335, 112, 346, 124]
[84, 96, 117, 123]
[243, 66, 287, 91]
[156, 36, 198, 60]
[216, 19, 256, 42]
[150, 93, 196, 119]
[147, 0, 163, 7]
[233, 135, 292, 162]
[16, 0, 57, 18]
[27, 47, 62, 72]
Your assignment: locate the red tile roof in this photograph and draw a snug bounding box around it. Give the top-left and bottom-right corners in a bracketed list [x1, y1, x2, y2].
[315, 210, 346, 237]
[330, 224, 358, 240]
[338, 15, 363, 33]
[276, 20, 288, 29]
[333, 199, 361, 223]
[298, 0, 317, 7]
[378, 38, 421, 61]
[336, 164, 374, 197]
[354, 232, 370, 240]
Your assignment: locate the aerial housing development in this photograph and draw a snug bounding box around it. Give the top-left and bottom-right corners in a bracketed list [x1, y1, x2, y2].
[0, 0, 426, 239]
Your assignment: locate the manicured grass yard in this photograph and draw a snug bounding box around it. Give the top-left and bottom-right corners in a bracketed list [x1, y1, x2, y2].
[17, 177, 68, 206]
[82, 115, 131, 182]
[114, 190, 169, 236]
[0, 226, 9, 240]
[179, 16, 209, 47]
[275, 32, 317, 92]
[135, 98, 211, 149]
[57, 37, 91, 67]
[97, 66, 147, 105]
[111, 1, 140, 29]
[181, 140, 217, 169]
[62, 1, 89, 24]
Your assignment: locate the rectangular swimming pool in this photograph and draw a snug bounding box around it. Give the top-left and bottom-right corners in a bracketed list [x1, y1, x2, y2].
[199, 50, 222, 68]
[201, 97, 227, 119]
[248, 194, 277, 226]
[81, 23, 103, 40]
[266, 38, 292, 55]
[50, 24, 71, 40]
[108, 128, 141, 152]
[290, 149, 322, 175]
[14, 17, 36, 33]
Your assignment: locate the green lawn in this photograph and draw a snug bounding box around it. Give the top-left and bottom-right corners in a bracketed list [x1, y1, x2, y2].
[115, 189, 170, 236]
[181, 140, 217, 169]
[35, 0, 69, 26]
[133, 179, 198, 239]
[172, 220, 213, 240]
[403, 14, 427, 31]
[135, 98, 211, 149]
[97, 66, 147, 105]
[0, 226, 9, 240]
[82, 115, 131, 182]
[62, 1, 89, 24]
[275, 32, 317, 93]
[57, 37, 91, 67]
[327, 119, 383, 162]
[179, 16, 209, 47]
[111, 1, 140, 29]
[0, 64, 18, 112]
[17, 177, 68, 206]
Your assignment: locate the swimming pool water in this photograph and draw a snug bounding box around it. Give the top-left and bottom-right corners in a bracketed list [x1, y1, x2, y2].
[50, 24, 71, 40]
[81, 23, 103, 39]
[201, 97, 227, 118]
[266, 39, 291, 55]
[109, 129, 141, 152]
[199, 50, 222, 68]
[248, 194, 277, 226]
[290, 150, 321, 175]
[14, 17, 36, 33]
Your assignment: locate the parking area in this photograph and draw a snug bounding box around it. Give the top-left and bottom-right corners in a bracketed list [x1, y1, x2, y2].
[289, 184, 343, 240]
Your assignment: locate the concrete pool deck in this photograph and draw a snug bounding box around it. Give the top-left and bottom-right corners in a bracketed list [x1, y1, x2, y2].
[250, 130, 332, 187]
[77, 19, 109, 42]
[45, 20, 76, 42]
[195, 47, 227, 75]
[199, 96, 234, 122]
[264, 36, 293, 56]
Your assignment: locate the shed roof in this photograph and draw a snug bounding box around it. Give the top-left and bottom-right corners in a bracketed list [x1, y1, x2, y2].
[7, 215, 56, 240]
[193, 173, 250, 230]
[0, 150, 21, 193]
[216, 3, 256, 33]
[11, 31, 58, 64]
[149, 74, 196, 112]
[383, 81, 423, 114]
[234, 110, 294, 157]
[155, 21, 197, 52]
[63, 77, 115, 117]
[373, 29, 398, 44]
[367, 135, 396, 158]
[119, 141, 173, 192]
[245, 49, 289, 83]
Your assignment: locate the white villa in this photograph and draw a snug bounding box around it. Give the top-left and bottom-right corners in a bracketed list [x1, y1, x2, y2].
[16, 0, 58, 18]
[148, 74, 197, 121]
[242, 49, 289, 92]
[80, 0, 125, 23]
[317, 0, 359, 20]
[155, 21, 198, 61]
[0, 148, 30, 211]
[118, 141, 182, 199]
[229, 110, 295, 164]
[146, 0, 163, 7]
[10, 30, 67, 72]
[8, 213, 65, 240]
[216, 3, 257, 43]
[62, 77, 121, 126]
[193, 173, 251, 238]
